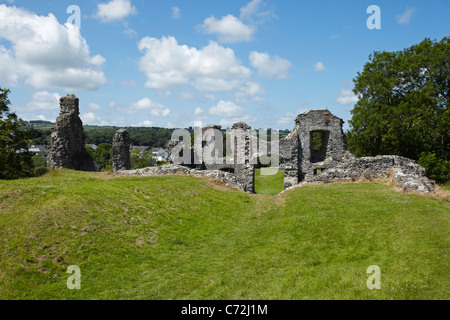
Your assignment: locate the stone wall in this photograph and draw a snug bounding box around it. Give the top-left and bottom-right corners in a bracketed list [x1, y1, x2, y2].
[314, 154, 435, 193]
[279, 110, 347, 188]
[166, 122, 256, 193]
[231, 122, 255, 193]
[163, 109, 434, 194]
[117, 164, 240, 191]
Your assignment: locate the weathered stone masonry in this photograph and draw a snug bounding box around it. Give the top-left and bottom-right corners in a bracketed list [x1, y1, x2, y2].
[47, 96, 98, 171]
[112, 129, 131, 172]
[280, 110, 348, 188]
[279, 110, 435, 193]
[161, 109, 435, 194]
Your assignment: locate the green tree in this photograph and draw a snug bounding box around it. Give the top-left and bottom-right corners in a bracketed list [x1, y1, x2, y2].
[347, 37, 449, 183]
[0, 88, 33, 179]
[93, 143, 112, 170]
[130, 149, 155, 169]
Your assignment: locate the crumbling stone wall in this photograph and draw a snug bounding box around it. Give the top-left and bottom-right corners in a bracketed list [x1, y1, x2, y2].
[231, 122, 255, 193]
[166, 122, 255, 192]
[162, 110, 435, 194]
[280, 110, 347, 188]
[117, 164, 240, 191]
[314, 154, 435, 193]
[112, 129, 131, 172]
[279, 110, 434, 193]
[47, 96, 98, 171]
[129, 107, 436, 194]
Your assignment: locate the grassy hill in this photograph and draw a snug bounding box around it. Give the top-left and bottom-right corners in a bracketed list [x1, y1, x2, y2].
[0, 170, 449, 299]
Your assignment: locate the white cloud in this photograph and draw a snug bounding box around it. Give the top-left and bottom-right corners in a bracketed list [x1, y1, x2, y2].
[95, 0, 137, 22]
[192, 78, 241, 92]
[122, 21, 137, 38]
[89, 55, 106, 66]
[0, 46, 19, 85]
[194, 107, 205, 116]
[313, 61, 326, 72]
[137, 120, 154, 127]
[396, 7, 417, 24]
[81, 112, 106, 125]
[124, 98, 171, 117]
[25, 91, 61, 111]
[172, 6, 181, 19]
[336, 89, 359, 105]
[138, 36, 251, 91]
[36, 114, 47, 121]
[201, 14, 255, 43]
[193, 107, 207, 120]
[249, 51, 292, 79]
[209, 100, 246, 118]
[235, 81, 266, 103]
[276, 114, 295, 127]
[276, 109, 310, 128]
[240, 0, 262, 20]
[88, 103, 101, 110]
[200, 0, 274, 44]
[0, 5, 106, 91]
[20, 113, 49, 122]
[240, 0, 275, 23]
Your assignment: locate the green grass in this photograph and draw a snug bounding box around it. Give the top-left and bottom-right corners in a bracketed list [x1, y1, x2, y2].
[0, 170, 449, 299]
[254, 168, 285, 195]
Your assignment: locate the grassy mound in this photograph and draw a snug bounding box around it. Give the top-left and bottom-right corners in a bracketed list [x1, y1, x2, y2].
[0, 170, 448, 299]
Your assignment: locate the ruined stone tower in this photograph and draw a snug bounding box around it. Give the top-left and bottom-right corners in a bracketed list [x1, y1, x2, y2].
[112, 129, 131, 172]
[47, 96, 98, 171]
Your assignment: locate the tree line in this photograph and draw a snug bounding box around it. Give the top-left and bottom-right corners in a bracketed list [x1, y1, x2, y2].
[27, 123, 175, 149]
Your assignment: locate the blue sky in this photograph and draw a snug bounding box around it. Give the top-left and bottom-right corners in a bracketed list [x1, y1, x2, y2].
[0, 0, 448, 131]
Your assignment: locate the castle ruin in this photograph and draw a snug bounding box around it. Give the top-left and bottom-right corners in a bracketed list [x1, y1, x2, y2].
[46, 97, 435, 194]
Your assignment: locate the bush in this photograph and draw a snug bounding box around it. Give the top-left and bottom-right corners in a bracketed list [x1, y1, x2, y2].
[32, 155, 46, 168]
[34, 166, 48, 177]
[417, 152, 450, 184]
[102, 164, 113, 173]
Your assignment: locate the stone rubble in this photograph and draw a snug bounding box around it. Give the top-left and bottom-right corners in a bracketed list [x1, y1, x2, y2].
[117, 164, 241, 191]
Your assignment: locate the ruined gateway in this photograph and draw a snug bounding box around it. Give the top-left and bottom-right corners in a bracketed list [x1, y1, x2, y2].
[47, 97, 435, 194]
